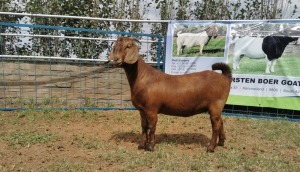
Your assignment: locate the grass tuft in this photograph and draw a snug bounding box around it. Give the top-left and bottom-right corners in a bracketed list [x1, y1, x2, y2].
[0, 130, 59, 147]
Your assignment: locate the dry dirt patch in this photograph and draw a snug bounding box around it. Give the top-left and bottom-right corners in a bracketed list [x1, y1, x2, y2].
[0, 110, 299, 171]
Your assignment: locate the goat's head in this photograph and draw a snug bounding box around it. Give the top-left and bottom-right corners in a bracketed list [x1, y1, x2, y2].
[282, 28, 300, 37]
[206, 26, 218, 39]
[108, 37, 141, 66]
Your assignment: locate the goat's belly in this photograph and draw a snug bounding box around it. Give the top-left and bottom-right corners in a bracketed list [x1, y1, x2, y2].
[183, 40, 197, 48]
[159, 105, 207, 117]
[244, 50, 265, 59]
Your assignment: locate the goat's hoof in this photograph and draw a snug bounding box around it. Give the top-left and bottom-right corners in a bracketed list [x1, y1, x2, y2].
[207, 148, 215, 153]
[207, 146, 215, 153]
[206, 149, 215, 153]
[145, 144, 154, 152]
[218, 141, 225, 146]
[138, 144, 146, 150]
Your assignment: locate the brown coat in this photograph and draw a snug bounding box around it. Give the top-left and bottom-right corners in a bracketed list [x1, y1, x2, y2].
[109, 37, 232, 152]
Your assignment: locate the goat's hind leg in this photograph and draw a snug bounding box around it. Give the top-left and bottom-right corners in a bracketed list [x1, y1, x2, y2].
[207, 109, 223, 152]
[217, 117, 226, 147]
[233, 54, 242, 70]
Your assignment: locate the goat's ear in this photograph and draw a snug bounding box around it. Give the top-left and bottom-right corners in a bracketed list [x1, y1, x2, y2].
[124, 43, 139, 64]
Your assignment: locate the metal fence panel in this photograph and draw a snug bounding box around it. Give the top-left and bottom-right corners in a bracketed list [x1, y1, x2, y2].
[0, 22, 163, 110]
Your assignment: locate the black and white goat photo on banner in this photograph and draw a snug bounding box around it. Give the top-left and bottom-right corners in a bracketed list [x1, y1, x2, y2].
[165, 20, 300, 111]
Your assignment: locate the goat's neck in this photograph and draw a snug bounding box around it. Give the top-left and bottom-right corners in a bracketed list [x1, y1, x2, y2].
[123, 57, 157, 91]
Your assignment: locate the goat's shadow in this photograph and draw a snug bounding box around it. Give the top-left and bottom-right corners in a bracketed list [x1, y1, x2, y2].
[111, 132, 210, 147]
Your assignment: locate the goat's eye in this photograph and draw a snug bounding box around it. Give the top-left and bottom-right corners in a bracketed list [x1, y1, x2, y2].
[126, 43, 132, 48]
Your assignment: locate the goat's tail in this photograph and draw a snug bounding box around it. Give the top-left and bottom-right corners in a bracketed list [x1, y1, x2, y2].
[212, 63, 232, 79]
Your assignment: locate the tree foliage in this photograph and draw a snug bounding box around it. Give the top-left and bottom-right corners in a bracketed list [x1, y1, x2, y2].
[0, 0, 27, 55]
[191, 0, 298, 20]
[0, 0, 299, 59]
[23, 0, 151, 58]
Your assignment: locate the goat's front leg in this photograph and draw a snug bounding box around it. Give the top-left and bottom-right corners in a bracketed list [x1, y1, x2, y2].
[145, 112, 158, 151]
[270, 59, 277, 73]
[177, 46, 181, 55]
[138, 111, 148, 150]
[265, 55, 271, 73]
[199, 45, 204, 55]
[208, 113, 222, 152]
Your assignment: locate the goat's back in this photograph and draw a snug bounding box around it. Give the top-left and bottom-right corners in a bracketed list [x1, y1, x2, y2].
[177, 32, 208, 48]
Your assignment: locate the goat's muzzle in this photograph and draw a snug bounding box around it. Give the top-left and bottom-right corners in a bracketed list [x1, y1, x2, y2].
[103, 59, 123, 67]
[106, 54, 124, 66]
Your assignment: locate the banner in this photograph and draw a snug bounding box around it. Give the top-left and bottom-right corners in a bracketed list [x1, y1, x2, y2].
[165, 20, 300, 111]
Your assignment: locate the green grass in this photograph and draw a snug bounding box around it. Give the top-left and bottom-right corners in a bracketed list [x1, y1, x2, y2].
[71, 134, 104, 150]
[46, 159, 85, 172]
[0, 130, 59, 147]
[229, 54, 300, 76]
[5, 96, 65, 108]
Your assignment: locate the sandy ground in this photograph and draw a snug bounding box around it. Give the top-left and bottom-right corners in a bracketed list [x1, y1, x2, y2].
[0, 110, 299, 171]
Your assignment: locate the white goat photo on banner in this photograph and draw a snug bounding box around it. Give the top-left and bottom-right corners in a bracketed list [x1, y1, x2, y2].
[229, 23, 300, 76]
[173, 23, 227, 58]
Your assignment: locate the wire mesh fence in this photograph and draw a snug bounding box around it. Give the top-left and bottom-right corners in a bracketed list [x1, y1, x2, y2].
[0, 19, 163, 110]
[223, 104, 300, 122]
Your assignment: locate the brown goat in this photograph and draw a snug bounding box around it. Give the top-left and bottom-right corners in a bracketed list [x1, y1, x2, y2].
[108, 37, 232, 152]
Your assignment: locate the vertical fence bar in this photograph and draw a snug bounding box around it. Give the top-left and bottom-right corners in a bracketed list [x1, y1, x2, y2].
[34, 58, 37, 107]
[1, 56, 6, 109]
[93, 60, 96, 108]
[18, 57, 21, 107]
[78, 36, 82, 107]
[32, 30, 37, 107]
[156, 35, 162, 70]
[49, 29, 53, 106]
[17, 28, 22, 108]
[163, 35, 167, 72]
[63, 38, 68, 107]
